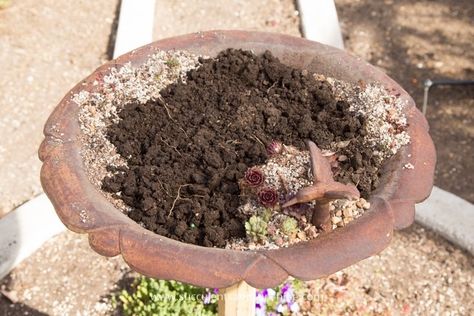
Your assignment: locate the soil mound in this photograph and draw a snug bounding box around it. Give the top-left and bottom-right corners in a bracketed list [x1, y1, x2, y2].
[103, 49, 378, 247]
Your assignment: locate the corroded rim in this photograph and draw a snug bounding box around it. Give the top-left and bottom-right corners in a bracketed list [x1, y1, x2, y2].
[39, 31, 436, 289]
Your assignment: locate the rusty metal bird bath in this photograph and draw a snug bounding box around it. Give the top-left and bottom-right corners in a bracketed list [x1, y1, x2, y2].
[39, 31, 436, 291]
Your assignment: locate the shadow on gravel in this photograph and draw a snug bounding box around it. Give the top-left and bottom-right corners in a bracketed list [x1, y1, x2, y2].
[102, 271, 137, 316]
[0, 275, 48, 316]
[335, 0, 474, 202]
[106, 0, 122, 60]
[0, 217, 37, 316]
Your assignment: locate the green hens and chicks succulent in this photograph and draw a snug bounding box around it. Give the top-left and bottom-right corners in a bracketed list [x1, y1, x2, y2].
[245, 215, 268, 243]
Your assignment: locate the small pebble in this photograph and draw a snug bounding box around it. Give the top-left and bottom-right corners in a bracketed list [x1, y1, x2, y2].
[343, 218, 352, 225]
[338, 155, 348, 162]
[305, 226, 318, 238]
[336, 140, 351, 148]
[336, 210, 342, 217]
[297, 231, 307, 240]
[343, 208, 353, 218]
[332, 216, 342, 224]
[275, 237, 284, 246]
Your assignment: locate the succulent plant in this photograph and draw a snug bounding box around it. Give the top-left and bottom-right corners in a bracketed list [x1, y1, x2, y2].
[245, 215, 268, 242]
[281, 217, 299, 236]
[244, 167, 265, 187]
[258, 187, 279, 207]
[266, 140, 283, 156]
[258, 207, 273, 222]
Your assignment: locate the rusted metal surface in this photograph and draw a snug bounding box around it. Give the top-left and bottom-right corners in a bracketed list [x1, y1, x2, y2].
[39, 30, 436, 289]
[282, 140, 360, 231]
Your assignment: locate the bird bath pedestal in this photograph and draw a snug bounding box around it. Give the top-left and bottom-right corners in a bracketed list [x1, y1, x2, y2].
[39, 31, 436, 315]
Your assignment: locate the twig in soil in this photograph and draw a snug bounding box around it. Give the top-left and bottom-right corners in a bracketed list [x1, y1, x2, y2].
[167, 184, 191, 217]
[157, 178, 172, 197]
[158, 94, 174, 120]
[178, 126, 189, 138]
[157, 95, 189, 137]
[266, 81, 277, 93]
[252, 134, 265, 148]
[163, 103, 174, 120]
[161, 137, 182, 157]
[225, 139, 242, 145]
[218, 143, 238, 156]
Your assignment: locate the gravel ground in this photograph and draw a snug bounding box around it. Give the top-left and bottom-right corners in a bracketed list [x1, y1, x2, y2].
[335, 0, 474, 203]
[0, 232, 130, 316]
[1, 225, 472, 316]
[153, 0, 301, 40]
[0, 0, 119, 217]
[300, 224, 474, 315]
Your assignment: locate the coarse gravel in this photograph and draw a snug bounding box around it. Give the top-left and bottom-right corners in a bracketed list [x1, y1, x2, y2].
[300, 224, 474, 315]
[335, 0, 474, 203]
[0, 231, 130, 316]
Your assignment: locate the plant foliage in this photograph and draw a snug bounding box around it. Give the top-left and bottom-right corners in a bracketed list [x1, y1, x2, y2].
[116, 277, 217, 316]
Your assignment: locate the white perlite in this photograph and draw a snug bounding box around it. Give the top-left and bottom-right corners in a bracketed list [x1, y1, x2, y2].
[322, 75, 410, 161]
[260, 145, 312, 193]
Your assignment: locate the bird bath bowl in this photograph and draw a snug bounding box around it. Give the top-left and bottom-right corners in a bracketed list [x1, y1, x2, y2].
[39, 31, 436, 290]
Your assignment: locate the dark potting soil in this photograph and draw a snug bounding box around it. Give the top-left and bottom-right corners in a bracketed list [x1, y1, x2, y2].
[102, 49, 382, 247]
